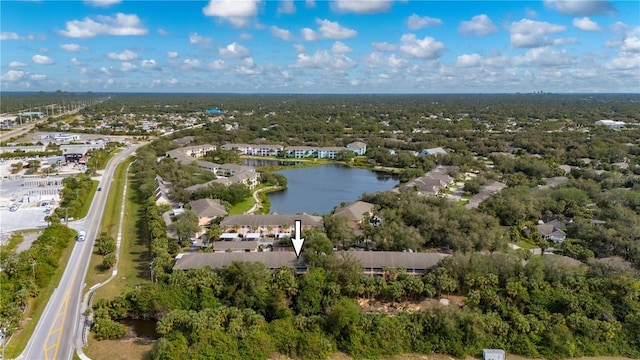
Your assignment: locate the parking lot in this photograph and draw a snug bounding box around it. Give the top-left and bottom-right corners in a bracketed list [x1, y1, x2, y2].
[0, 206, 50, 234]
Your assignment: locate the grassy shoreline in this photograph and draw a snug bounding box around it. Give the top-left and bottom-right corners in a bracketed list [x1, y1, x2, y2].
[246, 155, 401, 174]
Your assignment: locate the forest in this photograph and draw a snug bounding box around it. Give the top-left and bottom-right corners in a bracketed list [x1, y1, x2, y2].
[73, 93, 640, 359]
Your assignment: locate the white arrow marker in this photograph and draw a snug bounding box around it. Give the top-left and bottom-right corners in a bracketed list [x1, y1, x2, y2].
[292, 220, 305, 258]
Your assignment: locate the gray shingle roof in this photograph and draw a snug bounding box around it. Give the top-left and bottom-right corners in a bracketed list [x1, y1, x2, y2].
[172, 251, 448, 272]
[188, 198, 227, 218]
[220, 214, 323, 228]
[333, 201, 374, 221]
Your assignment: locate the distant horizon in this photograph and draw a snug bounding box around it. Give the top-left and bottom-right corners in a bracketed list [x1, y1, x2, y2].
[1, 90, 639, 96]
[2, 1, 639, 93]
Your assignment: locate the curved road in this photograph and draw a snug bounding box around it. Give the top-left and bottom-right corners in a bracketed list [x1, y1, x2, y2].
[18, 143, 142, 360]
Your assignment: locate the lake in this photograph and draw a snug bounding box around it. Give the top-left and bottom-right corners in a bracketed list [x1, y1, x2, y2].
[267, 164, 399, 215]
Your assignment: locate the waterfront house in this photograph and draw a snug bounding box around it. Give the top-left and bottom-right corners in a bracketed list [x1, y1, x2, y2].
[332, 201, 374, 230]
[219, 213, 323, 236]
[347, 141, 367, 155]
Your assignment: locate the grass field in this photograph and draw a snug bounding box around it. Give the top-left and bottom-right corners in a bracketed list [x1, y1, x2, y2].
[516, 239, 538, 250]
[76, 180, 99, 219]
[84, 157, 151, 303]
[3, 234, 76, 358]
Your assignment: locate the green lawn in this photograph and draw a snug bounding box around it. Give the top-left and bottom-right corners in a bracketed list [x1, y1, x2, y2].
[516, 240, 538, 250]
[83, 157, 152, 302]
[77, 180, 100, 219]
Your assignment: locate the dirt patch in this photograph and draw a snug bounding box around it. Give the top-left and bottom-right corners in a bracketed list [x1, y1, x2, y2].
[84, 335, 154, 360]
[357, 296, 465, 315]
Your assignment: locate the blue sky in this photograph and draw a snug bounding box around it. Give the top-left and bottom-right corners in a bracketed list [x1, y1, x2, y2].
[1, 0, 638, 93]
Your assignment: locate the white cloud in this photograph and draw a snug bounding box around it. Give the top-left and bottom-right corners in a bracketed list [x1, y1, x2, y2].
[332, 0, 393, 14]
[305, 0, 316, 8]
[32, 55, 54, 65]
[239, 32, 253, 40]
[622, 36, 640, 52]
[406, 14, 443, 30]
[509, 19, 566, 48]
[141, 59, 157, 69]
[60, 43, 88, 52]
[366, 52, 407, 69]
[235, 57, 262, 75]
[1, 70, 25, 82]
[278, 0, 296, 14]
[544, 0, 615, 16]
[219, 43, 251, 58]
[271, 26, 293, 41]
[182, 59, 203, 71]
[514, 47, 575, 67]
[296, 50, 357, 70]
[9, 61, 27, 68]
[208, 60, 227, 70]
[1, 32, 19, 40]
[157, 28, 170, 36]
[301, 28, 317, 41]
[459, 14, 498, 37]
[331, 41, 352, 54]
[372, 42, 397, 52]
[293, 44, 306, 53]
[60, 13, 148, 38]
[107, 49, 138, 61]
[100, 66, 111, 75]
[572, 17, 601, 31]
[30, 74, 47, 81]
[605, 54, 640, 70]
[455, 53, 483, 67]
[167, 51, 179, 58]
[70, 57, 84, 66]
[317, 19, 357, 39]
[189, 32, 212, 46]
[399, 34, 445, 60]
[84, 0, 122, 7]
[202, 0, 260, 27]
[121, 62, 137, 72]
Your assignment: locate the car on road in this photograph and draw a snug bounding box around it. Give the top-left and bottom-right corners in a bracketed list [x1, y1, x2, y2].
[77, 231, 85, 242]
[97, 187, 102, 191]
[9, 203, 18, 212]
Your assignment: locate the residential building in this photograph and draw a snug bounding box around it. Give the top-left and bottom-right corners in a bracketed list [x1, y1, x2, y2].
[595, 119, 626, 129]
[155, 175, 173, 205]
[172, 251, 448, 276]
[347, 141, 367, 155]
[537, 223, 567, 243]
[188, 198, 228, 227]
[165, 144, 216, 162]
[221, 143, 284, 157]
[404, 165, 458, 196]
[419, 147, 448, 156]
[212, 240, 260, 253]
[332, 201, 374, 230]
[219, 213, 323, 235]
[284, 146, 347, 159]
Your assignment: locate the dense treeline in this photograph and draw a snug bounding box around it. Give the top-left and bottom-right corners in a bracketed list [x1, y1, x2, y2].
[0, 225, 76, 336]
[91, 249, 640, 359]
[356, 191, 507, 252]
[480, 175, 640, 266]
[52, 173, 96, 220]
[84, 93, 640, 359]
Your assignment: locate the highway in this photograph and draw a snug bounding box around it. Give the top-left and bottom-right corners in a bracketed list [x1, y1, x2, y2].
[18, 144, 142, 360]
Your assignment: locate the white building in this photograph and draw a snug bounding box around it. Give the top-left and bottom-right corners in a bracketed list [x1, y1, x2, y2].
[595, 120, 626, 129]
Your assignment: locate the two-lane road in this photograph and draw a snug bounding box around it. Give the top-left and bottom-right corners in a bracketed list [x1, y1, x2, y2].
[19, 144, 142, 360]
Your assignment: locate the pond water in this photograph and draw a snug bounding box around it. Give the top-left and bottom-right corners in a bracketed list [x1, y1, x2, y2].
[119, 319, 159, 339]
[267, 164, 399, 215]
